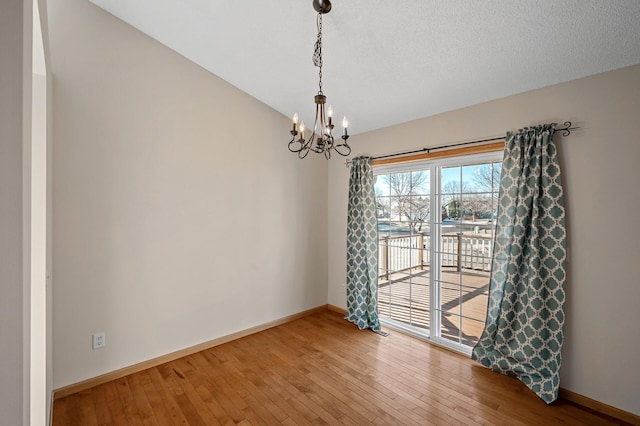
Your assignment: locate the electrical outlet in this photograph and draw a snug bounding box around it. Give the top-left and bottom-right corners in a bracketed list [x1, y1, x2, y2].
[92, 332, 106, 350]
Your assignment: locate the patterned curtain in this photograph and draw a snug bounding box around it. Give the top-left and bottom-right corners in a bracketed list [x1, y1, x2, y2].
[472, 124, 567, 404]
[346, 156, 381, 332]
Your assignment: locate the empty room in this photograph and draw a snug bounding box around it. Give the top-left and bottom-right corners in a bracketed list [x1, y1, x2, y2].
[2, 0, 639, 424]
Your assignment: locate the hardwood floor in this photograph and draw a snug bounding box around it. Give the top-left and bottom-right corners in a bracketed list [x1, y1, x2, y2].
[52, 310, 629, 425]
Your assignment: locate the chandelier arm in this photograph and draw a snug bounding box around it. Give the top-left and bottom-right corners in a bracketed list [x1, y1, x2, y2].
[333, 142, 352, 157]
[288, 132, 303, 153]
[288, 141, 301, 153]
[322, 134, 333, 151]
[305, 132, 322, 154]
[298, 148, 310, 159]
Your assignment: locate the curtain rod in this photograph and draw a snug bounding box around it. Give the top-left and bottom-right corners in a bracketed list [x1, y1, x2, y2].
[346, 121, 578, 166]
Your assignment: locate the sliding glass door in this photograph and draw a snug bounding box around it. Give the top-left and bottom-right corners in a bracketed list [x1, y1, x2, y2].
[375, 152, 502, 353]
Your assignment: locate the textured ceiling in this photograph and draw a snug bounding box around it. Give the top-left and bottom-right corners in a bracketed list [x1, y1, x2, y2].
[89, 0, 640, 135]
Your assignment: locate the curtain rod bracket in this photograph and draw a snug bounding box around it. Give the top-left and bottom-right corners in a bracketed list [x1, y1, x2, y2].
[558, 121, 578, 137]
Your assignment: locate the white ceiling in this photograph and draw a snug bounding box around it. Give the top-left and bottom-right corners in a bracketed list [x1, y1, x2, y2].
[89, 0, 640, 135]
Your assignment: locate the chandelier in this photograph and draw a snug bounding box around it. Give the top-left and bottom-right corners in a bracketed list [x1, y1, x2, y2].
[288, 0, 351, 159]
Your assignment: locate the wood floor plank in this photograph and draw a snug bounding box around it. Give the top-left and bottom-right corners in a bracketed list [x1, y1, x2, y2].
[166, 359, 222, 426]
[53, 310, 632, 425]
[66, 389, 98, 426]
[88, 383, 114, 425]
[262, 328, 421, 425]
[146, 366, 193, 425]
[134, 370, 174, 426]
[127, 373, 161, 425]
[197, 350, 257, 420]
[224, 340, 301, 423]
[101, 381, 129, 425]
[156, 363, 208, 425]
[277, 325, 448, 425]
[194, 353, 277, 425]
[51, 396, 68, 426]
[187, 352, 251, 424]
[174, 355, 234, 424]
[236, 348, 335, 425]
[114, 377, 145, 426]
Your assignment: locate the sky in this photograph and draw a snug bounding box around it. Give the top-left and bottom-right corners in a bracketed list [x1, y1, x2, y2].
[374, 162, 501, 197]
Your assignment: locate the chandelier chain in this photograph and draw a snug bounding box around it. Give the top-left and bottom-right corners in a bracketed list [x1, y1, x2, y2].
[313, 13, 323, 94]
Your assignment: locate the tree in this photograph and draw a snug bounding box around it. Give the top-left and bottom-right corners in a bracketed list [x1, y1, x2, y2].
[444, 199, 461, 220]
[473, 163, 502, 192]
[463, 194, 493, 221]
[471, 163, 502, 219]
[441, 180, 469, 220]
[376, 198, 390, 218]
[382, 172, 430, 233]
[441, 177, 495, 221]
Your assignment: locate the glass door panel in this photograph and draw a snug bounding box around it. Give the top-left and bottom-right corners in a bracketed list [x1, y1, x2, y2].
[375, 169, 431, 330]
[375, 155, 501, 352]
[436, 161, 500, 348]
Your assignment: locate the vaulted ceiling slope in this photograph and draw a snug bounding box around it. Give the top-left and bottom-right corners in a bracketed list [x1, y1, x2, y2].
[89, 0, 640, 135]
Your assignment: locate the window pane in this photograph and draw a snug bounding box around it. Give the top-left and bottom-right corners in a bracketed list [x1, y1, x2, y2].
[441, 166, 461, 194]
[441, 192, 461, 223]
[374, 174, 391, 197]
[411, 171, 430, 197]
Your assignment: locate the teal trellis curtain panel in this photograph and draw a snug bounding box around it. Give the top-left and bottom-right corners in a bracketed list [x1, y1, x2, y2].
[472, 124, 567, 404]
[346, 156, 381, 332]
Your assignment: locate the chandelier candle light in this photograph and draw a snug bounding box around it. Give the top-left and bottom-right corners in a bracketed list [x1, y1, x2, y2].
[288, 0, 351, 159]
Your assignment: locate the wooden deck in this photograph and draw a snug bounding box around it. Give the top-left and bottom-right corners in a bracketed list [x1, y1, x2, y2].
[378, 268, 490, 347]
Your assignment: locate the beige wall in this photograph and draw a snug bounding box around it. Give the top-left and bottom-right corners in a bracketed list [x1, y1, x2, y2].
[0, 1, 27, 423]
[328, 65, 640, 415]
[49, 0, 328, 388]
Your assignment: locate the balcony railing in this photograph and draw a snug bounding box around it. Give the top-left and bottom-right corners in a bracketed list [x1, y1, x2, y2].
[379, 232, 494, 280]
